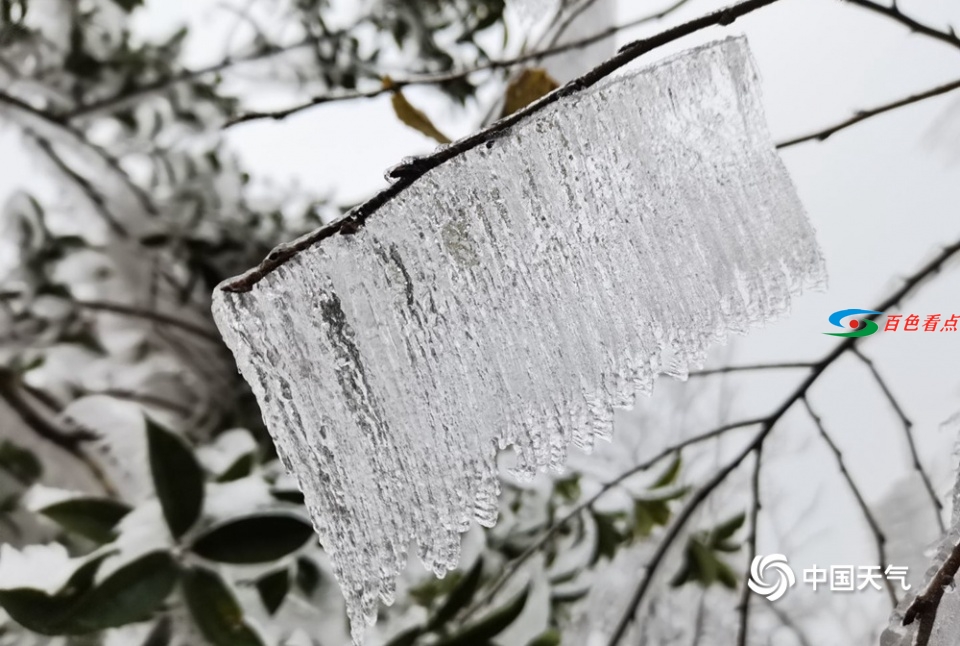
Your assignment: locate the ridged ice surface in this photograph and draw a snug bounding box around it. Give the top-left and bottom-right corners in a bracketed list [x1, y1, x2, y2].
[212, 38, 825, 641]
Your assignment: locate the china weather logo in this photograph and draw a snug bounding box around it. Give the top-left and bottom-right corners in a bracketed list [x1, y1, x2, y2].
[823, 309, 883, 337]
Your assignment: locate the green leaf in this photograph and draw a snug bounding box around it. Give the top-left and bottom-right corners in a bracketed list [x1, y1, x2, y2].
[38, 497, 131, 543]
[270, 488, 305, 505]
[553, 476, 580, 503]
[217, 453, 255, 482]
[141, 617, 172, 646]
[689, 539, 718, 587]
[0, 439, 42, 484]
[0, 550, 175, 635]
[146, 418, 203, 539]
[591, 511, 625, 564]
[109, 0, 144, 11]
[435, 586, 529, 646]
[527, 628, 562, 646]
[651, 454, 682, 489]
[68, 551, 178, 632]
[428, 557, 483, 629]
[383, 626, 425, 646]
[182, 566, 264, 646]
[190, 513, 314, 564]
[715, 559, 739, 590]
[711, 513, 746, 544]
[295, 556, 321, 597]
[255, 568, 289, 615]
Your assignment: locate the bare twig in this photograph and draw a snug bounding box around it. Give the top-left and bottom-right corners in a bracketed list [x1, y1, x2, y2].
[777, 77, 960, 148]
[83, 388, 194, 417]
[606, 238, 960, 645]
[75, 300, 222, 344]
[903, 539, 960, 646]
[687, 362, 815, 377]
[802, 396, 898, 607]
[736, 446, 763, 646]
[221, 0, 785, 292]
[852, 346, 945, 533]
[845, 0, 960, 52]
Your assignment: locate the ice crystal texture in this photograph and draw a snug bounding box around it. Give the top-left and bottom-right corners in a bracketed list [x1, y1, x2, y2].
[212, 38, 825, 640]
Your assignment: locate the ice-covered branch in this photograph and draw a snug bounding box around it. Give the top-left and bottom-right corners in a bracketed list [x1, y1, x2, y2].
[219, 0, 784, 293]
[901, 541, 960, 646]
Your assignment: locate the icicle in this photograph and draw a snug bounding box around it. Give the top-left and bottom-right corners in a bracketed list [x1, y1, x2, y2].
[212, 38, 825, 641]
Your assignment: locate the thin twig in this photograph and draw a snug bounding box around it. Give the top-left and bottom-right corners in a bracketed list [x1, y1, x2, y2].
[845, 0, 960, 52]
[852, 346, 945, 533]
[221, 0, 785, 292]
[606, 238, 960, 645]
[83, 388, 194, 417]
[736, 446, 763, 646]
[802, 396, 898, 607]
[75, 300, 222, 344]
[687, 362, 815, 377]
[777, 77, 960, 148]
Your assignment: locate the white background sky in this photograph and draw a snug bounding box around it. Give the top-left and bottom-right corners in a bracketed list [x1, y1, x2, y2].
[3, 0, 960, 642]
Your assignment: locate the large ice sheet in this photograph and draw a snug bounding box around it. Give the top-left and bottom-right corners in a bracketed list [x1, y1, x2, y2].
[212, 38, 825, 640]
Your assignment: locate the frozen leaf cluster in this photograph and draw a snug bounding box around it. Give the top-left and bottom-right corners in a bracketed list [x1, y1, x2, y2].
[212, 38, 825, 640]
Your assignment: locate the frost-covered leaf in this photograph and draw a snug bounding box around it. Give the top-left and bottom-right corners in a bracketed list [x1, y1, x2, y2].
[146, 418, 203, 539]
[212, 38, 825, 637]
[189, 513, 313, 563]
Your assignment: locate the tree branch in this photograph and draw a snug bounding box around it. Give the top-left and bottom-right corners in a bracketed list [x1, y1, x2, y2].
[221, 0, 786, 293]
[803, 395, 898, 607]
[736, 446, 763, 646]
[606, 237, 960, 645]
[776, 77, 960, 148]
[462, 416, 768, 620]
[845, 0, 960, 52]
[852, 346, 945, 534]
[687, 362, 815, 377]
[903, 539, 960, 646]
[75, 299, 223, 344]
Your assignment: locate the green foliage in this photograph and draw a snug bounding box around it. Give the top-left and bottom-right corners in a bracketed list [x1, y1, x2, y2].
[0, 439, 42, 484]
[671, 513, 746, 590]
[190, 513, 314, 564]
[0, 551, 176, 635]
[434, 586, 529, 646]
[146, 419, 204, 539]
[36, 497, 131, 544]
[182, 566, 265, 646]
[426, 557, 484, 630]
[255, 568, 290, 615]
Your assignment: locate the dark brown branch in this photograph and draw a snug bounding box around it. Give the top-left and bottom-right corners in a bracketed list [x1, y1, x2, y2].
[736, 446, 763, 646]
[803, 396, 898, 607]
[903, 539, 960, 646]
[687, 362, 815, 377]
[852, 346, 945, 534]
[845, 0, 960, 52]
[606, 237, 960, 645]
[76, 300, 222, 344]
[221, 0, 785, 293]
[777, 77, 960, 148]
